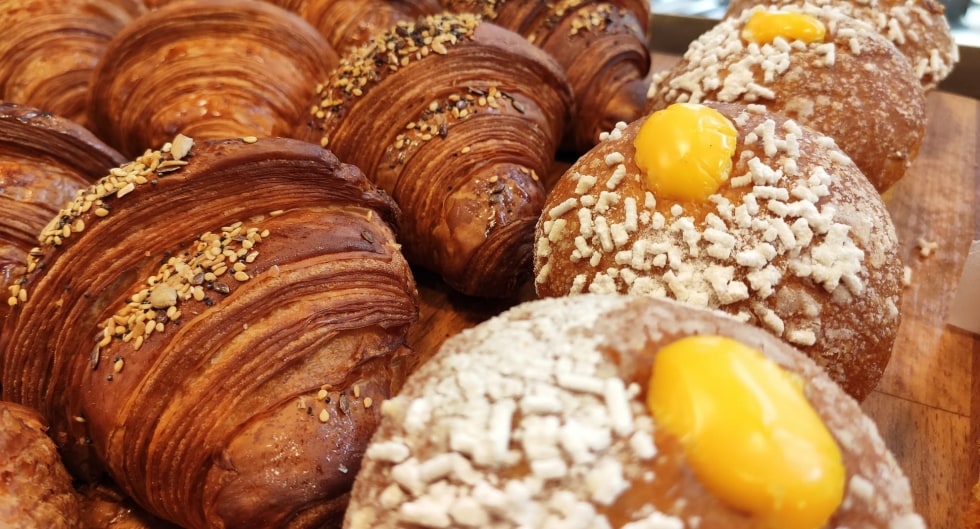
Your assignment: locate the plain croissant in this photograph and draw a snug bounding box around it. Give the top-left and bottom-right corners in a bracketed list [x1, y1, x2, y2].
[87, 0, 338, 158]
[299, 13, 574, 298]
[0, 135, 420, 528]
[0, 0, 144, 129]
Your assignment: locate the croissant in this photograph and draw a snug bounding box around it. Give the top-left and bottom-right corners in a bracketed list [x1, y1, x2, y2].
[1, 102, 126, 297]
[0, 135, 420, 528]
[88, 0, 338, 158]
[438, 0, 652, 152]
[0, 0, 143, 128]
[300, 13, 574, 298]
[724, 0, 959, 90]
[0, 401, 83, 529]
[298, 0, 441, 53]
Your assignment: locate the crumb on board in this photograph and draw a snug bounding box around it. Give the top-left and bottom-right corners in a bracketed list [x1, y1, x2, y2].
[916, 237, 939, 258]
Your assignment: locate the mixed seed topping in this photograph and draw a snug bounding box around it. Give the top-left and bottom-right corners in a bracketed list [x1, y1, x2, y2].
[383, 86, 525, 169]
[93, 221, 269, 366]
[443, 0, 501, 20]
[7, 134, 196, 308]
[569, 4, 615, 36]
[311, 13, 480, 147]
[39, 134, 193, 249]
[297, 382, 374, 426]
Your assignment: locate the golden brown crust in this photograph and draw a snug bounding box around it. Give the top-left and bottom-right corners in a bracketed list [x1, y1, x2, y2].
[88, 0, 338, 158]
[1, 136, 419, 528]
[440, 0, 652, 153]
[300, 0, 441, 53]
[724, 0, 959, 90]
[534, 102, 903, 400]
[300, 13, 573, 298]
[78, 482, 180, 529]
[0, 401, 83, 529]
[0, 102, 126, 334]
[345, 294, 923, 529]
[0, 0, 143, 128]
[645, 3, 927, 193]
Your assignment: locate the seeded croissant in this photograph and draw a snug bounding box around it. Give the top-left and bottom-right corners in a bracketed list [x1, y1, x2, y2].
[88, 0, 338, 158]
[0, 135, 420, 528]
[438, 0, 652, 152]
[293, 0, 441, 53]
[0, 0, 143, 128]
[0, 102, 126, 303]
[300, 13, 574, 298]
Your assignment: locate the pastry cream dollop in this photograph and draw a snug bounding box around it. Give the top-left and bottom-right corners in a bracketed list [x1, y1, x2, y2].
[646, 335, 846, 529]
[741, 10, 827, 44]
[633, 103, 737, 202]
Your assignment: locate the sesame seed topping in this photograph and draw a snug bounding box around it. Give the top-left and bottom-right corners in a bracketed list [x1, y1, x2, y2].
[380, 85, 526, 170]
[93, 222, 266, 359]
[311, 13, 480, 146]
[569, 3, 615, 36]
[36, 137, 193, 253]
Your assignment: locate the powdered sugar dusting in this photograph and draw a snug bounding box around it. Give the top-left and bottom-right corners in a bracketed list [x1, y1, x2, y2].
[347, 296, 681, 528]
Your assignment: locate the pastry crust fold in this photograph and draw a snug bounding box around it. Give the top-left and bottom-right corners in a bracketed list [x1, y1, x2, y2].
[1, 136, 419, 528]
[301, 13, 574, 297]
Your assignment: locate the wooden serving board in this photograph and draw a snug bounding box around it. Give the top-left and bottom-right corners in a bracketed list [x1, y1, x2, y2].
[406, 54, 980, 529]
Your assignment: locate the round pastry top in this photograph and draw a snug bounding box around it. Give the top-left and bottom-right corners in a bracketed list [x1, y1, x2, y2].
[345, 293, 923, 529]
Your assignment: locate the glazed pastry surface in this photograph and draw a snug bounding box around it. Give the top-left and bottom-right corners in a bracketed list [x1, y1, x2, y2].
[0, 0, 144, 128]
[88, 0, 337, 157]
[0, 102, 126, 319]
[301, 13, 574, 298]
[0, 401, 84, 529]
[1, 135, 419, 528]
[440, 0, 652, 152]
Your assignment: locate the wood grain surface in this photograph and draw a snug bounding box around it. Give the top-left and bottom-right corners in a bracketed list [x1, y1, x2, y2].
[864, 89, 979, 529]
[407, 54, 980, 529]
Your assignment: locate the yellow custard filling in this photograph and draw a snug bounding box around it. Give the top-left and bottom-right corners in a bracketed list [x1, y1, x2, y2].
[741, 10, 827, 45]
[633, 103, 738, 202]
[647, 335, 846, 529]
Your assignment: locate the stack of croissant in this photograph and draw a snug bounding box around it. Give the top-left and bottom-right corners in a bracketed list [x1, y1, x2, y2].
[0, 0, 655, 527]
[0, 0, 962, 526]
